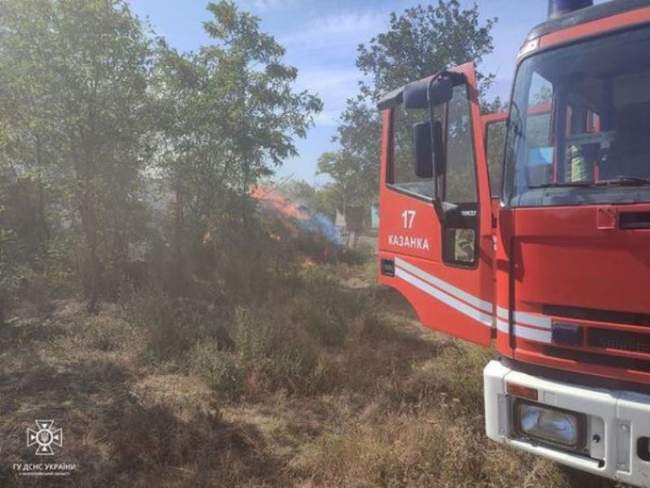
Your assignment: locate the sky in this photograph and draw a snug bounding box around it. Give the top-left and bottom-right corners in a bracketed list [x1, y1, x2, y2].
[126, 0, 595, 185]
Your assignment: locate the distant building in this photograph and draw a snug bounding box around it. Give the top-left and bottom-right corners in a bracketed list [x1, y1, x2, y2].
[370, 203, 379, 230]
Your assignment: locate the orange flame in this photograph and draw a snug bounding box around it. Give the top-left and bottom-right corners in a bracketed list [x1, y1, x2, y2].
[251, 186, 310, 221]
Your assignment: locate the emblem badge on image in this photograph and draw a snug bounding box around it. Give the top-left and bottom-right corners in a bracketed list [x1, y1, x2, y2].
[26, 420, 63, 455]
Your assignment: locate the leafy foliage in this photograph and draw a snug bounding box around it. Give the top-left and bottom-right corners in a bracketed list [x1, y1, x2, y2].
[0, 0, 154, 311]
[356, 1, 496, 99]
[0, 0, 321, 316]
[318, 0, 498, 211]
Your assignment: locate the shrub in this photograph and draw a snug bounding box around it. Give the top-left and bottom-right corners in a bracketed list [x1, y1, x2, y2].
[231, 307, 274, 361]
[267, 328, 321, 394]
[290, 267, 359, 347]
[230, 305, 323, 396]
[337, 245, 372, 265]
[122, 286, 228, 361]
[190, 340, 244, 400]
[122, 287, 186, 359]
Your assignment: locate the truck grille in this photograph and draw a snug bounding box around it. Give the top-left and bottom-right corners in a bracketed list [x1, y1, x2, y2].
[545, 346, 650, 373]
[540, 305, 650, 377]
[588, 328, 650, 355]
[543, 305, 650, 328]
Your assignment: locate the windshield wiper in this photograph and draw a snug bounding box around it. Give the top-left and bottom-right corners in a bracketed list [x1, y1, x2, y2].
[529, 181, 593, 189]
[530, 177, 650, 189]
[594, 176, 650, 187]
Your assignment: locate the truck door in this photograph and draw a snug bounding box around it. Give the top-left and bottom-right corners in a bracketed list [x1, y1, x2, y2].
[377, 63, 494, 346]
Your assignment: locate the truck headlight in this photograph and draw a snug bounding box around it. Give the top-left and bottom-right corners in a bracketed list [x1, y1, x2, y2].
[514, 400, 584, 449]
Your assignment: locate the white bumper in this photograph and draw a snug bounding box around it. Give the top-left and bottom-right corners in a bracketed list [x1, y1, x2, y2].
[484, 360, 650, 488]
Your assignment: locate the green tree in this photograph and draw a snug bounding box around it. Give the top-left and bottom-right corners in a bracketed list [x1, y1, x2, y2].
[329, 96, 383, 208]
[0, 0, 59, 268]
[0, 0, 321, 314]
[317, 150, 371, 214]
[153, 1, 321, 297]
[0, 0, 154, 312]
[356, 1, 496, 100]
[322, 0, 497, 210]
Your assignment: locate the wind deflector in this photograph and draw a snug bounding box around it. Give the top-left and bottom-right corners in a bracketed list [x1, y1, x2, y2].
[376, 71, 464, 111]
[376, 86, 405, 111]
[403, 76, 437, 109]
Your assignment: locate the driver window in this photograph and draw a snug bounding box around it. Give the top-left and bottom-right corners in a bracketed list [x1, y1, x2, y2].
[444, 85, 477, 204]
[389, 104, 441, 198]
[442, 84, 479, 266]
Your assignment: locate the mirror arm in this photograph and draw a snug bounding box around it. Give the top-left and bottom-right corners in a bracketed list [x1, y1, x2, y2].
[427, 76, 440, 205]
[426, 71, 466, 222]
[427, 75, 446, 220]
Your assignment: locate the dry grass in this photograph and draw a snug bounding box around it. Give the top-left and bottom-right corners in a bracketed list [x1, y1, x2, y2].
[292, 408, 567, 488]
[0, 266, 619, 487]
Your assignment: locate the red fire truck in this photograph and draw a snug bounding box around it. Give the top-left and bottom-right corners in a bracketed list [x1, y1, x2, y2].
[376, 0, 650, 485]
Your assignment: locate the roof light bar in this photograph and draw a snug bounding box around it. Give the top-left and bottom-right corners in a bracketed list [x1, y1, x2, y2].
[548, 0, 594, 19]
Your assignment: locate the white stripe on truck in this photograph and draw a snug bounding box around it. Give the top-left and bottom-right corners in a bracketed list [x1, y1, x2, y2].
[393, 258, 554, 344]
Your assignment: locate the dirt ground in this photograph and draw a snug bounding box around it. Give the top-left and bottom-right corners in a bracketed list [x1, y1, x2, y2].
[0, 263, 620, 487]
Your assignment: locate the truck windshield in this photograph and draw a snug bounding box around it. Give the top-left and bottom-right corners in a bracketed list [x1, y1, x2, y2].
[504, 26, 650, 207]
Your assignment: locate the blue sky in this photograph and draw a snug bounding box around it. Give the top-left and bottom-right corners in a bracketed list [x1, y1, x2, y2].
[127, 0, 588, 184]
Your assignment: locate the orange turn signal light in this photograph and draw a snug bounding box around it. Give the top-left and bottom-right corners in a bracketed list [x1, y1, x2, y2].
[507, 383, 538, 401]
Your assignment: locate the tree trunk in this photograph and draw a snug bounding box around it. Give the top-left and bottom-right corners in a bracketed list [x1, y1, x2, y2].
[172, 177, 185, 297]
[0, 297, 5, 326]
[35, 135, 50, 266]
[79, 189, 100, 314]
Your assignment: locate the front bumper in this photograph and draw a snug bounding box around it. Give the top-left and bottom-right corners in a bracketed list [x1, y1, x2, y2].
[484, 360, 650, 487]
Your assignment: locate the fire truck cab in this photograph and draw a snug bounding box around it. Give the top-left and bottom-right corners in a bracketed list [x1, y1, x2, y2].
[376, 1, 650, 485]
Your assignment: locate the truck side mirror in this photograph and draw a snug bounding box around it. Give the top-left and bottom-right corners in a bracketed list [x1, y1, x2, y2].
[413, 120, 445, 179]
[414, 121, 433, 178]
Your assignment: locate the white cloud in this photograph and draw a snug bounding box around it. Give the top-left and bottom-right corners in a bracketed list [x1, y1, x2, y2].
[279, 11, 385, 49]
[236, 0, 302, 12]
[253, 0, 298, 10]
[293, 68, 367, 128]
[278, 11, 383, 129]
[311, 110, 341, 128]
[294, 68, 361, 96]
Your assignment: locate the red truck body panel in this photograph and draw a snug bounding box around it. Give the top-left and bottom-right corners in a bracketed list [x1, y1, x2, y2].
[378, 7, 650, 387]
[378, 64, 495, 347]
